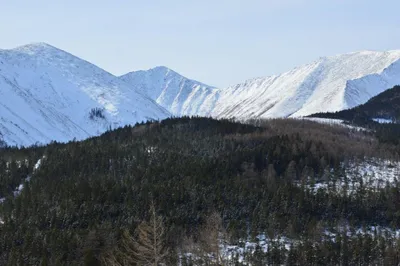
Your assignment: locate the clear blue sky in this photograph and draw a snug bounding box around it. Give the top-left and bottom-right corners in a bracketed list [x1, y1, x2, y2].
[1, 0, 400, 87]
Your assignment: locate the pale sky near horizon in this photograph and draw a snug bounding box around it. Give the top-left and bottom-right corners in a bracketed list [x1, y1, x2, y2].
[1, 0, 399, 87]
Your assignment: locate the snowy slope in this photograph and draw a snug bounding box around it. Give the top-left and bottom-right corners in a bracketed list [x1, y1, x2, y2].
[121, 50, 400, 120]
[0, 43, 169, 146]
[120, 66, 218, 116]
[211, 50, 400, 119]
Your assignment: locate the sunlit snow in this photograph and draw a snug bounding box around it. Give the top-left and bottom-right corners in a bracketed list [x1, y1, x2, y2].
[373, 118, 393, 124]
[123, 50, 400, 121]
[0, 43, 169, 147]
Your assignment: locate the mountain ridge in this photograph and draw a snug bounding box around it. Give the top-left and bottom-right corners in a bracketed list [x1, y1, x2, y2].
[121, 49, 400, 119]
[213, 50, 400, 118]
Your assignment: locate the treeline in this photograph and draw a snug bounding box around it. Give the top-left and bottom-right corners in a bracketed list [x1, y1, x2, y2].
[0, 117, 399, 265]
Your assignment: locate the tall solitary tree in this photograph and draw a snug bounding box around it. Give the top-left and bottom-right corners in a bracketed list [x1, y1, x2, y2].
[131, 202, 169, 265]
[199, 211, 229, 265]
[103, 202, 169, 266]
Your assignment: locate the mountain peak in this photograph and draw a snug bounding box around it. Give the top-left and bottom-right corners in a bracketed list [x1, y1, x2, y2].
[148, 66, 178, 76]
[11, 42, 60, 53]
[151, 65, 171, 71]
[122, 66, 175, 77]
[120, 66, 216, 116]
[4, 43, 73, 60]
[0, 42, 170, 146]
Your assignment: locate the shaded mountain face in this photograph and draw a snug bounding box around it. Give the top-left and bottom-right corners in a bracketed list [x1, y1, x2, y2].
[0, 43, 169, 146]
[309, 85, 400, 123]
[121, 51, 400, 120]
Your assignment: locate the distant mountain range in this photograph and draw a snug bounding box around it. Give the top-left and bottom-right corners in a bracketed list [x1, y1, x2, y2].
[123, 50, 400, 119]
[1, 42, 400, 146]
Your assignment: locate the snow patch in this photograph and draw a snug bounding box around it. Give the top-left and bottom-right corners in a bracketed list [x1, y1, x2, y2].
[1, 157, 44, 202]
[373, 118, 393, 124]
[34, 158, 43, 171]
[300, 117, 366, 131]
[324, 225, 400, 241]
[223, 235, 293, 263]
[301, 159, 400, 192]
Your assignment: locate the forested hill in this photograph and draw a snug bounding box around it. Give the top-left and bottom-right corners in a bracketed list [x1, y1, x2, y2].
[1, 117, 400, 265]
[310, 85, 400, 123]
[309, 85, 400, 144]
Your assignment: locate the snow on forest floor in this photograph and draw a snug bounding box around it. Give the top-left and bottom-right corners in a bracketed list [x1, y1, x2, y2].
[222, 235, 293, 263]
[0, 156, 44, 225]
[323, 225, 400, 240]
[182, 225, 400, 265]
[344, 159, 400, 188]
[221, 225, 400, 264]
[372, 118, 394, 124]
[180, 235, 294, 265]
[298, 158, 400, 192]
[181, 157, 400, 265]
[12, 157, 43, 197]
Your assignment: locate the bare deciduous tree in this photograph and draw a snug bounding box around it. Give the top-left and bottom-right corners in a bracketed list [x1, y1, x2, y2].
[103, 202, 168, 266]
[198, 211, 229, 265]
[179, 211, 230, 265]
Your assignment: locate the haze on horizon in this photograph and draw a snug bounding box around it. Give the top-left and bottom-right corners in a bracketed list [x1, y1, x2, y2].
[1, 0, 399, 87]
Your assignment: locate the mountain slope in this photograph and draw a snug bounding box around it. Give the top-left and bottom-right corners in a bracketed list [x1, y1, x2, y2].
[309, 85, 400, 123]
[210, 50, 400, 119]
[120, 66, 217, 116]
[309, 86, 400, 145]
[0, 43, 169, 146]
[121, 50, 400, 120]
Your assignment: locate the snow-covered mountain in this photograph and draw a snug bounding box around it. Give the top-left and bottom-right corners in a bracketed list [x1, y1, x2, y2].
[212, 50, 400, 119]
[122, 50, 400, 119]
[0, 43, 169, 146]
[120, 66, 218, 116]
